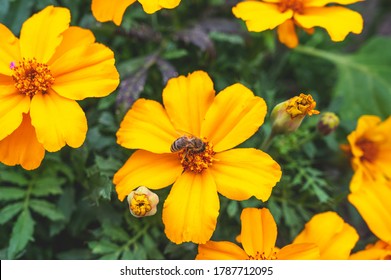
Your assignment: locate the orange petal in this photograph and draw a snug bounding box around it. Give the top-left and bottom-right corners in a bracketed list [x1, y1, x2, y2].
[163, 71, 215, 137]
[196, 241, 247, 260]
[113, 150, 182, 201]
[210, 148, 281, 201]
[241, 208, 277, 259]
[138, 0, 181, 14]
[30, 90, 87, 152]
[0, 24, 21, 76]
[277, 243, 320, 260]
[305, 0, 363, 6]
[201, 83, 267, 152]
[91, 0, 136, 26]
[294, 6, 363, 42]
[350, 240, 391, 260]
[232, 1, 293, 32]
[19, 6, 70, 63]
[162, 170, 219, 244]
[50, 43, 119, 100]
[277, 19, 299, 48]
[0, 87, 30, 141]
[116, 99, 178, 153]
[0, 113, 45, 170]
[293, 211, 359, 259]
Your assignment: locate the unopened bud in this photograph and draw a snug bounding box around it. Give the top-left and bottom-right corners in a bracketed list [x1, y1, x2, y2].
[270, 93, 320, 134]
[317, 112, 339, 136]
[127, 186, 159, 218]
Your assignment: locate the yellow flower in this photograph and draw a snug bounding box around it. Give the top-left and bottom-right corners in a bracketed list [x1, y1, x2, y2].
[113, 71, 282, 244]
[293, 211, 359, 259]
[341, 115, 391, 192]
[127, 186, 159, 217]
[91, 0, 182, 25]
[196, 208, 319, 260]
[350, 240, 391, 260]
[232, 0, 364, 48]
[0, 6, 119, 170]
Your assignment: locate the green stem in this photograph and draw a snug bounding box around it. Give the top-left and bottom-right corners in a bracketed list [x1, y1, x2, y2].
[23, 176, 35, 211]
[260, 131, 276, 151]
[294, 45, 344, 64]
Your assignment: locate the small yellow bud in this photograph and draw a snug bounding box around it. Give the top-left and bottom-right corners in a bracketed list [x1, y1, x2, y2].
[317, 112, 340, 136]
[127, 186, 159, 218]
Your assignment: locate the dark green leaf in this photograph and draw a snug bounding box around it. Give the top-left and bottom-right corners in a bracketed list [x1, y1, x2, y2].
[0, 202, 23, 225]
[30, 177, 64, 197]
[0, 187, 25, 201]
[29, 199, 65, 221]
[8, 209, 35, 259]
[0, 170, 29, 186]
[102, 223, 129, 242]
[88, 240, 119, 255]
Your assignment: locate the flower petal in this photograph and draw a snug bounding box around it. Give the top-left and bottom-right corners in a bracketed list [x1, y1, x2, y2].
[277, 19, 299, 48]
[295, 6, 363, 42]
[0, 113, 45, 170]
[0, 86, 30, 141]
[232, 1, 293, 32]
[293, 211, 359, 259]
[116, 99, 178, 153]
[113, 150, 182, 201]
[30, 90, 87, 152]
[162, 170, 219, 244]
[305, 0, 363, 6]
[210, 148, 281, 201]
[91, 0, 136, 25]
[350, 240, 391, 260]
[50, 43, 119, 100]
[201, 83, 267, 152]
[241, 208, 277, 258]
[138, 0, 181, 14]
[277, 243, 320, 260]
[0, 24, 21, 76]
[196, 241, 247, 260]
[163, 71, 215, 137]
[19, 6, 70, 63]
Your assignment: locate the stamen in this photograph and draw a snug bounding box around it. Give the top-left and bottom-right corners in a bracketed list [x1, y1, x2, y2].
[247, 250, 278, 260]
[129, 193, 153, 217]
[179, 141, 216, 173]
[286, 93, 319, 118]
[279, 0, 304, 13]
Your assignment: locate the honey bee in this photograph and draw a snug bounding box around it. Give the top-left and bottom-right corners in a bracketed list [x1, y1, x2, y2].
[170, 135, 206, 154]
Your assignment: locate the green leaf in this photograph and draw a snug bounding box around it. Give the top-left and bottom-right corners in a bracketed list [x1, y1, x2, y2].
[0, 187, 25, 201]
[7, 209, 35, 259]
[102, 223, 129, 242]
[30, 177, 64, 197]
[29, 199, 65, 221]
[0, 170, 29, 186]
[226, 201, 239, 218]
[0, 202, 23, 225]
[88, 240, 119, 255]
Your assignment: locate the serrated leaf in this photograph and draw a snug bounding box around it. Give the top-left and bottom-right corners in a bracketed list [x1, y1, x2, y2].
[0, 187, 25, 201]
[0, 202, 23, 224]
[88, 240, 119, 255]
[29, 199, 65, 221]
[7, 209, 35, 259]
[0, 170, 29, 186]
[30, 177, 64, 197]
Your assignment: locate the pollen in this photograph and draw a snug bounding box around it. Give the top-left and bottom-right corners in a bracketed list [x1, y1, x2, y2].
[247, 250, 278, 260]
[356, 138, 378, 163]
[286, 93, 320, 118]
[11, 58, 55, 97]
[278, 0, 304, 13]
[179, 141, 216, 173]
[129, 193, 153, 217]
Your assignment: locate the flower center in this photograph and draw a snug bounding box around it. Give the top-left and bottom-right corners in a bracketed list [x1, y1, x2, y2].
[356, 138, 378, 163]
[279, 0, 304, 13]
[247, 250, 278, 260]
[179, 141, 216, 173]
[286, 93, 320, 118]
[129, 193, 153, 217]
[11, 58, 55, 97]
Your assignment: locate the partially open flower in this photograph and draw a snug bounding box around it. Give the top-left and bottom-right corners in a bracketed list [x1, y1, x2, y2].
[127, 186, 159, 218]
[317, 112, 340, 136]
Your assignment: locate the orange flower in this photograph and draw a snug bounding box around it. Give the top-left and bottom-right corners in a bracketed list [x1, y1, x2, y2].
[0, 6, 119, 170]
[341, 115, 391, 192]
[113, 71, 282, 244]
[232, 0, 364, 48]
[196, 208, 319, 260]
[91, 0, 182, 25]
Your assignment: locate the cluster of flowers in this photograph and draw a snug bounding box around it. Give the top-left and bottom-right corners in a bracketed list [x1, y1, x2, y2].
[1, 0, 389, 260]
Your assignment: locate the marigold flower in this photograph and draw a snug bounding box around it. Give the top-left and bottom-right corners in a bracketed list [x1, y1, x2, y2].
[113, 71, 282, 244]
[127, 186, 159, 217]
[196, 208, 319, 260]
[317, 112, 339, 136]
[232, 0, 364, 48]
[293, 211, 359, 259]
[0, 6, 119, 170]
[91, 0, 182, 25]
[341, 115, 391, 192]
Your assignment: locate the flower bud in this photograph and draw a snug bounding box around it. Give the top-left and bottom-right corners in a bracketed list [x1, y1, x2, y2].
[270, 93, 320, 134]
[127, 186, 159, 218]
[317, 112, 340, 136]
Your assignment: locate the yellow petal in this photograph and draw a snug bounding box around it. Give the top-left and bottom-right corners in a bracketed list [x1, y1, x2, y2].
[350, 240, 391, 260]
[348, 183, 391, 244]
[232, 1, 293, 32]
[294, 6, 363, 41]
[201, 83, 267, 152]
[91, 0, 136, 25]
[241, 208, 277, 258]
[50, 43, 119, 100]
[0, 87, 30, 141]
[30, 90, 87, 152]
[0, 24, 21, 76]
[277, 243, 320, 260]
[163, 71, 215, 137]
[162, 170, 219, 244]
[19, 6, 70, 63]
[196, 241, 247, 260]
[293, 211, 359, 259]
[113, 150, 182, 201]
[277, 19, 299, 48]
[0, 113, 45, 170]
[116, 99, 178, 153]
[305, 0, 363, 6]
[138, 0, 181, 14]
[210, 148, 281, 201]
